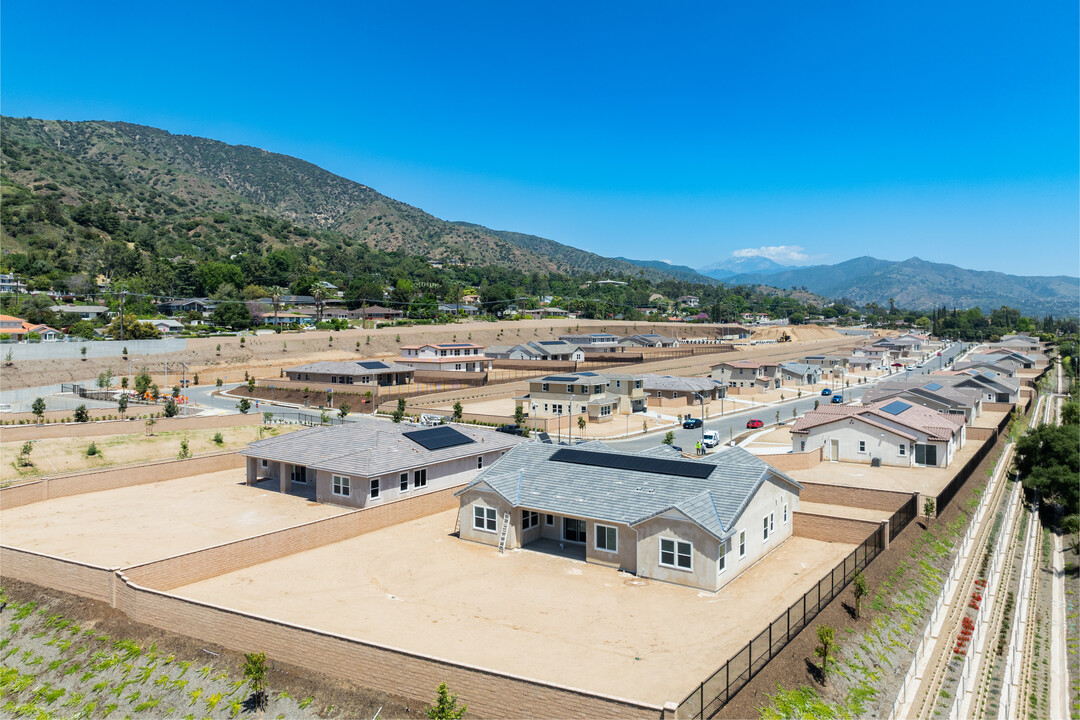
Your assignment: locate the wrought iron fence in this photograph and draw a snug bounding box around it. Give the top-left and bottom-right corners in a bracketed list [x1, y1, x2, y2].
[677, 531, 883, 720]
[888, 493, 918, 542]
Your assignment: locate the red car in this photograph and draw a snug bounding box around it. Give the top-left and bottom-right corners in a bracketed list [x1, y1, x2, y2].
[746, 419, 764, 429]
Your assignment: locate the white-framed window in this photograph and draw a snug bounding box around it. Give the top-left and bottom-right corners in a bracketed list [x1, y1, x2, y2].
[414, 468, 427, 488]
[595, 524, 618, 553]
[522, 510, 539, 529]
[859, 440, 866, 452]
[332, 475, 350, 497]
[659, 538, 692, 570]
[542, 383, 549, 392]
[477, 456, 484, 470]
[369, 478, 380, 499]
[899, 444, 906, 456]
[783, 503, 789, 524]
[544, 514, 554, 526]
[763, 515, 770, 542]
[473, 505, 497, 532]
[399, 473, 409, 492]
[800, 441, 806, 451]
[260, 459, 268, 468]
[553, 404, 563, 414]
[769, 512, 775, 534]
[718, 541, 727, 574]
[739, 530, 747, 558]
[600, 405, 612, 416]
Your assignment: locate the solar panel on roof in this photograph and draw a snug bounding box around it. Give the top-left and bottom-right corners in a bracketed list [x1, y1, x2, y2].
[439, 343, 473, 347]
[550, 448, 714, 479]
[538, 341, 563, 346]
[924, 382, 943, 391]
[358, 361, 388, 370]
[545, 375, 579, 382]
[881, 400, 911, 416]
[577, 371, 599, 377]
[402, 426, 476, 451]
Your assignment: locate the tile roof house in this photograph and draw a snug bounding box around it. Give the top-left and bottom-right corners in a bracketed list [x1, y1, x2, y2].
[790, 400, 965, 468]
[0, 315, 63, 342]
[860, 381, 983, 426]
[241, 423, 526, 508]
[455, 443, 801, 592]
[285, 360, 415, 387]
[348, 305, 404, 321]
[711, 360, 782, 390]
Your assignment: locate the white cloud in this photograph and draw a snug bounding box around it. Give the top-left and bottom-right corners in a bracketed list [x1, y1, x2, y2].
[731, 245, 810, 265]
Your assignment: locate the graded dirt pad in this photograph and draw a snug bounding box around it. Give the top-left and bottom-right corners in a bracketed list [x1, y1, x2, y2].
[0, 468, 345, 567]
[972, 410, 1010, 428]
[171, 509, 855, 706]
[787, 440, 986, 498]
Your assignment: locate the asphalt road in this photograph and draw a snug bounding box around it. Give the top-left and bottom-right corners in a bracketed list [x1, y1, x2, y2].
[606, 342, 970, 453]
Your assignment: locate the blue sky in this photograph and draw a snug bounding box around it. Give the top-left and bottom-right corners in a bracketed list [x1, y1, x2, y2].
[2, 1, 1077, 276]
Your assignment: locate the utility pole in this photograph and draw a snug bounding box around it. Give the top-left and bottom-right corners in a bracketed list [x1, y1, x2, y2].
[120, 291, 126, 343]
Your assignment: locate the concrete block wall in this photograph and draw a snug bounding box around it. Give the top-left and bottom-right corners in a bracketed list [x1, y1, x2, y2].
[0, 452, 244, 510]
[0, 413, 263, 443]
[793, 512, 881, 545]
[797, 482, 910, 513]
[0, 547, 114, 604]
[761, 447, 823, 472]
[124, 485, 462, 591]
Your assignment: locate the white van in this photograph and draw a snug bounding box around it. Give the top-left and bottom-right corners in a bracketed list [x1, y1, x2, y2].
[702, 430, 720, 448]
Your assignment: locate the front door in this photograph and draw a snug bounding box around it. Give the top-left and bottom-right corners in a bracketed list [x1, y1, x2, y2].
[563, 518, 586, 543]
[830, 440, 839, 462]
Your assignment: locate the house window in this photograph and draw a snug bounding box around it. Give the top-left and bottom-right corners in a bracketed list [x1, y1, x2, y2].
[473, 506, 497, 532]
[763, 516, 770, 542]
[260, 459, 268, 468]
[595, 524, 617, 553]
[455, 364, 462, 370]
[369, 479, 380, 499]
[477, 456, 484, 470]
[600, 405, 612, 416]
[659, 538, 692, 571]
[770, 512, 775, 534]
[783, 503, 789, 524]
[542, 383, 549, 392]
[718, 541, 727, 573]
[563, 518, 586, 543]
[545, 514, 554, 526]
[615, 380, 621, 388]
[739, 530, 747, 558]
[400, 473, 409, 491]
[553, 404, 563, 414]
[859, 440, 866, 453]
[332, 475, 350, 497]
[899, 444, 906, 456]
[414, 469, 427, 488]
[522, 510, 539, 529]
[800, 441, 806, 451]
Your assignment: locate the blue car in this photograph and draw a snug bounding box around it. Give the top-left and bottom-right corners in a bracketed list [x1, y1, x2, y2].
[832, 394, 844, 404]
[821, 388, 832, 396]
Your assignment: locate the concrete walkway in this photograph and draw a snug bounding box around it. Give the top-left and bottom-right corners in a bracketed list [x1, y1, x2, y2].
[1049, 531, 1070, 720]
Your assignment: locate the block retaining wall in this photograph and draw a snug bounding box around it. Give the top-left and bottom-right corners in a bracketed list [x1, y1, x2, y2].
[0, 413, 263, 442]
[761, 447, 823, 472]
[0, 452, 244, 510]
[793, 512, 882, 545]
[797, 482, 911, 513]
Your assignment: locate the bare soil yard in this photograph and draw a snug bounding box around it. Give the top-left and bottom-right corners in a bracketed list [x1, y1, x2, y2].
[171, 509, 855, 706]
[0, 468, 344, 567]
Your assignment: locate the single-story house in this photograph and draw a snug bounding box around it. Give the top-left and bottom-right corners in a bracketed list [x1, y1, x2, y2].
[49, 304, 109, 320]
[989, 338, 1041, 354]
[455, 443, 802, 593]
[264, 312, 315, 327]
[486, 340, 585, 362]
[790, 399, 966, 468]
[439, 303, 480, 316]
[952, 360, 1015, 378]
[147, 318, 184, 334]
[930, 370, 1021, 403]
[241, 423, 526, 508]
[398, 343, 491, 372]
[349, 305, 405, 321]
[620, 334, 680, 348]
[676, 295, 700, 308]
[558, 333, 621, 347]
[157, 297, 215, 315]
[641, 374, 725, 407]
[779, 362, 823, 386]
[520, 307, 570, 319]
[285, 360, 415, 387]
[860, 380, 983, 426]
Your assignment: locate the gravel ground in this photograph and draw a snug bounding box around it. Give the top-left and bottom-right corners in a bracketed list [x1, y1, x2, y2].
[0, 580, 421, 720]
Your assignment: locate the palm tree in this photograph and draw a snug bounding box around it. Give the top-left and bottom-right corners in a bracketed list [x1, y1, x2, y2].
[312, 286, 326, 323]
[268, 286, 287, 328]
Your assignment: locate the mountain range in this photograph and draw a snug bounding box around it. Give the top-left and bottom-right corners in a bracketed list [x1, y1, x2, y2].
[1, 116, 1076, 316]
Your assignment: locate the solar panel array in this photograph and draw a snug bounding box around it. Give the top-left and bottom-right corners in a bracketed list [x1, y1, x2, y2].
[358, 361, 388, 370]
[924, 382, 943, 391]
[439, 343, 474, 348]
[550, 448, 714, 479]
[402, 426, 476, 451]
[880, 400, 912, 416]
[538, 341, 563, 346]
[544, 375, 579, 382]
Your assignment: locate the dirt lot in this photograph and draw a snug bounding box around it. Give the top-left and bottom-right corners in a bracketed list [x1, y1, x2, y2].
[973, 409, 1010, 428]
[1, 423, 298, 484]
[2, 319, 852, 392]
[786, 439, 986, 497]
[170, 509, 855, 706]
[0, 468, 345, 567]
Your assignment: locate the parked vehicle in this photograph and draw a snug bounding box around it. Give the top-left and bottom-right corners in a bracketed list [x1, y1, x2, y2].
[682, 417, 703, 429]
[821, 388, 832, 396]
[702, 430, 720, 448]
[496, 424, 524, 435]
[746, 418, 764, 429]
[831, 394, 844, 404]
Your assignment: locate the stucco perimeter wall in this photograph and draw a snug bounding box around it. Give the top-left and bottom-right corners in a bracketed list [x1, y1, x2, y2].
[798, 482, 911, 513]
[0, 452, 244, 510]
[123, 485, 462, 591]
[0, 413, 263, 442]
[967, 427, 996, 443]
[761, 447, 823, 472]
[0, 547, 114, 604]
[113, 580, 662, 720]
[793, 512, 882, 545]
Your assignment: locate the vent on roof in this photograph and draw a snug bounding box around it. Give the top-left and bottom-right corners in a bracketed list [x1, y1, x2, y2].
[357, 361, 388, 370]
[549, 448, 714, 479]
[880, 400, 911, 415]
[402, 426, 476, 451]
[924, 382, 943, 391]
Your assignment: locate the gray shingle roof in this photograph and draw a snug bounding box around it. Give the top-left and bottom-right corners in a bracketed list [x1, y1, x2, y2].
[240, 422, 526, 477]
[640, 374, 720, 392]
[457, 442, 801, 542]
[286, 360, 414, 376]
